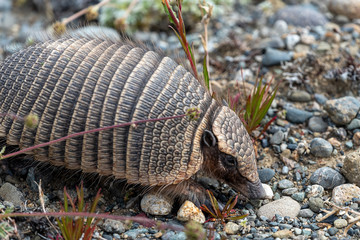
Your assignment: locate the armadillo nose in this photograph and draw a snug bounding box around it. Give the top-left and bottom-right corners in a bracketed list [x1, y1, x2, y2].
[248, 179, 267, 199]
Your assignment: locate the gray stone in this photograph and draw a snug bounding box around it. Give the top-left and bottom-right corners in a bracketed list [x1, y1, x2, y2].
[308, 117, 328, 133]
[140, 193, 173, 215]
[270, 131, 284, 145]
[224, 222, 239, 235]
[342, 150, 360, 186]
[124, 229, 148, 239]
[161, 231, 186, 240]
[100, 219, 126, 234]
[334, 219, 348, 228]
[258, 197, 300, 219]
[298, 209, 314, 218]
[273, 5, 327, 27]
[314, 93, 328, 105]
[273, 20, 288, 36]
[347, 118, 360, 130]
[282, 188, 298, 195]
[288, 90, 311, 102]
[309, 197, 324, 212]
[345, 140, 353, 149]
[286, 34, 300, 50]
[291, 192, 305, 202]
[310, 167, 345, 189]
[0, 183, 24, 207]
[262, 48, 293, 67]
[286, 107, 313, 123]
[305, 185, 324, 198]
[332, 184, 360, 205]
[310, 138, 333, 157]
[258, 168, 275, 183]
[324, 96, 360, 125]
[278, 179, 294, 189]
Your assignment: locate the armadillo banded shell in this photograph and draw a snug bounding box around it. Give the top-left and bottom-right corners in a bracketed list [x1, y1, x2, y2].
[0, 36, 217, 186]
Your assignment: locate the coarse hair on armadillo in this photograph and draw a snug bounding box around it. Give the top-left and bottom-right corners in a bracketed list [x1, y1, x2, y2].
[0, 28, 221, 190]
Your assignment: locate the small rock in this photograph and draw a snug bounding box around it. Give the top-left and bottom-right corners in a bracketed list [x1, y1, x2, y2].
[224, 222, 239, 235]
[177, 200, 205, 223]
[291, 192, 305, 202]
[345, 140, 353, 149]
[123, 229, 148, 239]
[272, 229, 293, 238]
[347, 118, 360, 130]
[274, 5, 327, 27]
[262, 184, 274, 199]
[317, 41, 331, 51]
[282, 187, 298, 195]
[310, 138, 333, 157]
[332, 184, 360, 205]
[101, 219, 126, 234]
[328, 227, 338, 236]
[306, 185, 324, 198]
[342, 150, 360, 186]
[286, 34, 300, 50]
[140, 193, 173, 215]
[334, 219, 348, 229]
[353, 132, 360, 145]
[288, 90, 311, 102]
[286, 107, 313, 123]
[258, 168, 275, 183]
[324, 96, 360, 125]
[258, 197, 300, 219]
[281, 166, 289, 175]
[0, 183, 24, 207]
[310, 167, 345, 189]
[278, 179, 294, 189]
[314, 93, 328, 105]
[328, 137, 342, 149]
[309, 197, 324, 213]
[270, 131, 284, 145]
[298, 209, 314, 218]
[262, 48, 293, 67]
[273, 20, 288, 36]
[328, 0, 360, 19]
[308, 117, 328, 133]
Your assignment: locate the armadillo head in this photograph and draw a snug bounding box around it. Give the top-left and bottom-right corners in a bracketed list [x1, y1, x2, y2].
[201, 106, 266, 200]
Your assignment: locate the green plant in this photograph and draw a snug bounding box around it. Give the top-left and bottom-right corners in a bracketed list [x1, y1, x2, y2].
[229, 73, 279, 139]
[56, 183, 102, 240]
[200, 190, 247, 225]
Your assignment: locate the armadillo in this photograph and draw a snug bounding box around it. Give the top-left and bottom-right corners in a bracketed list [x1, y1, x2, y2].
[0, 34, 265, 205]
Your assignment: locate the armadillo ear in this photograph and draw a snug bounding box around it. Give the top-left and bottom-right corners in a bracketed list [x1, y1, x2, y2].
[202, 130, 217, 147]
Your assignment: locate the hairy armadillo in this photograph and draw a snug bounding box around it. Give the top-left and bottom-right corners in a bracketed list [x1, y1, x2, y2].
[0, 34, 265, 205]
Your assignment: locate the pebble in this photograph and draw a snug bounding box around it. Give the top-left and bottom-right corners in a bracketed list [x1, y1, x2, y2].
[328, 137, 342, 149]
[258, 197, 300, 219]
[101, 219, 126, 234]
[258, 168, 275, 183]
[324, 96, 360, 125]
[285, 34, 300, 50]
[0, 183, 24, 207]
[298, 209, 314, 218]
[262, 184, 274, 199]
[278, 179, 294, 189]
[347, 118, 360, 130]
[345, 140, 353, 148]
[310, 138, 333, 157]
[332, 184, 360, 205]
[224, 222, 239, 235]
[272, 229, 292, 238]
[305, 185, 324, 198]
[342, 150, 360, 186]
[177, 200, 205, 223]
[288, 90, 311, 102]
[334, 218, 348, 228]
[273, 5, 327, 27]
[273, 20, 288, 35]
[328, 0, 360, 19]
[328, 227, 338, 236]
[308, 197, 324, 213]
[314, 93, 328, 105]
[310, 167, 345, 189]
[286, 107, 313, 123]
[270, 131, 284, 145]
[262, 48, 293, 66]
[123, 229, 148, 239]
[281, 166, 289, 175]
[353, 132, 360, 145]
[161, 231, 186, 240]
[282, 187, 298, 195]
[140, 193, 172, 215]
[308, 117, 328, 133]
[291, 192, 305, 202]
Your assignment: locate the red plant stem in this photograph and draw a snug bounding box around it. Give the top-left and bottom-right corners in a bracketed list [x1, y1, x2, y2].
[1, 114, 186, 160]
[0, 212, 185, 232]
[164, 0, 179, 29]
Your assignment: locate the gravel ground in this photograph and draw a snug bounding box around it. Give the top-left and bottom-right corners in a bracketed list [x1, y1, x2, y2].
[1, 0, 360, 239]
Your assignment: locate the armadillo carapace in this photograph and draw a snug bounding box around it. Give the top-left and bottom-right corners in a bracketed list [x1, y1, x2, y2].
[0, 35, 265, 205]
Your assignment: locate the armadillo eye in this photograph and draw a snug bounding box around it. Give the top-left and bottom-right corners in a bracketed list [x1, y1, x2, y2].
[222, 155, 237, 168]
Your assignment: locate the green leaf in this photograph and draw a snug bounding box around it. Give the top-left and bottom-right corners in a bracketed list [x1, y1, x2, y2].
[162, 2, 176, 25]
[203, 55, 210, 90]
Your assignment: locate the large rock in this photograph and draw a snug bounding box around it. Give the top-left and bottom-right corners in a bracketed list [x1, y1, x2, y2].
[0, 183, 24, 207]
[310, 138, 333, 157]
[328, 0, 360, 19]
[324, 96, 360, 125]
[341, 150, 360, 186]
[273, 5, 327, 27]
[310, 167, 345, 189]
[258, 197, 300, 219]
